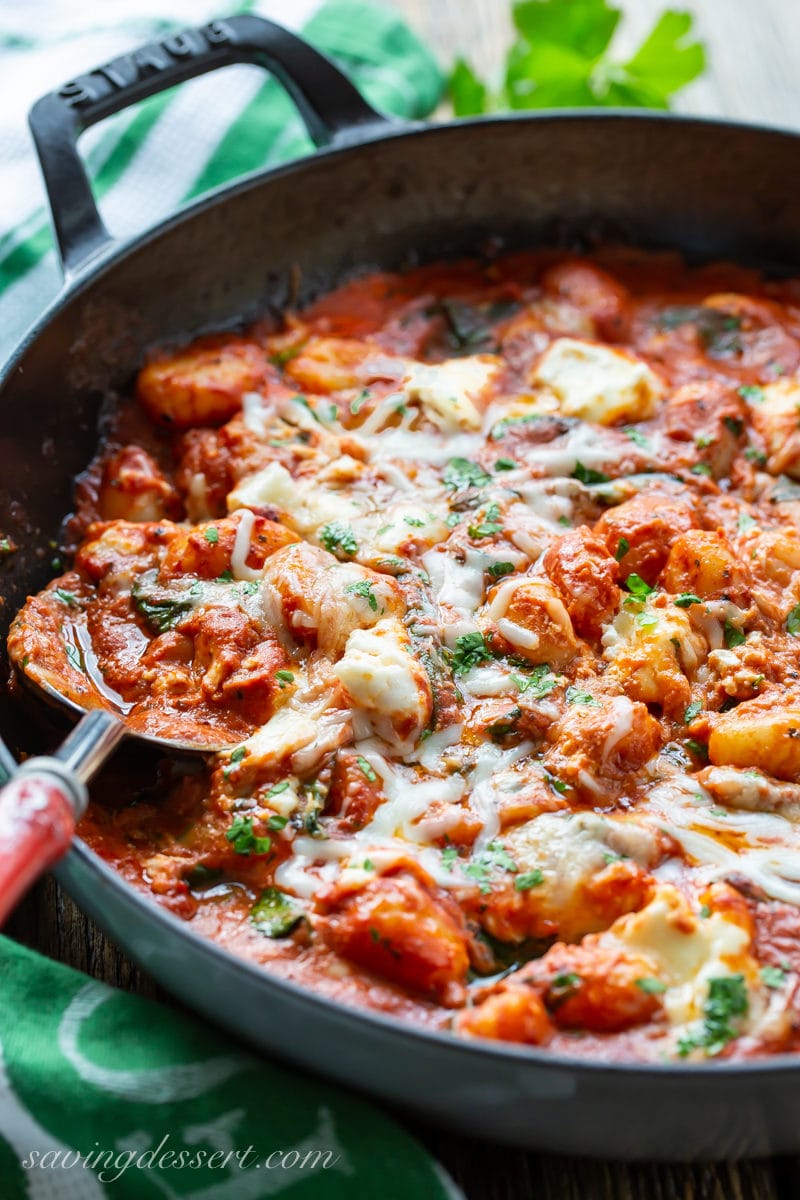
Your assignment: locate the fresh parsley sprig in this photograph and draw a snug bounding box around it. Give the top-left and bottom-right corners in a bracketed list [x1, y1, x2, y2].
[449, 0, 706, 116]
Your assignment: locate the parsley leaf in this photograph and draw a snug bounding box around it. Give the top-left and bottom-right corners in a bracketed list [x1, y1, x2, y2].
[674, 592, 702, 608]
[443, 457, 491, 490]
[344, 579, 378, 611]
[448, 0, 705, 115]
[787, 604, 800, 636]
[320, 522, 358, 558]
[226, 816, 272, 856]
[614, 537, 629, 562]
[451, 631, 494, 675]
[571, 460, 610, 485]
[515, 869, 544, 891]
[624, 572, 654, 599]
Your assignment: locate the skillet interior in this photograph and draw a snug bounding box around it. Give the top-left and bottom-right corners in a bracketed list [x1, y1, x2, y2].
[3, 112, 800, 1158]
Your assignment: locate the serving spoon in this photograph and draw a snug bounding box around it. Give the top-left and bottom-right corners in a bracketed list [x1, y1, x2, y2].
[0, 668, 236, 925]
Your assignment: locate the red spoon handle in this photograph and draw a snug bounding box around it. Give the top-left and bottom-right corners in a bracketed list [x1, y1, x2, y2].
[0, 768, 79, 924]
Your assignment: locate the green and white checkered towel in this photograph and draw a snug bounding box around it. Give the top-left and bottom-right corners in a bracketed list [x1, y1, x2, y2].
[0, 0, 443, 367]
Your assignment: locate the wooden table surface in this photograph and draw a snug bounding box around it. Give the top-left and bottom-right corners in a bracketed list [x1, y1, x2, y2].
[9, 1, 800, 1197]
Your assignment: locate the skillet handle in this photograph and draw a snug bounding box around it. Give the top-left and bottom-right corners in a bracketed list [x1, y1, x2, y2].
[0, 763, 83, 925]
[28, 13, 393, 278]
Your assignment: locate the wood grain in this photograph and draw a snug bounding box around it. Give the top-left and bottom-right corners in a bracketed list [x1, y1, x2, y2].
[9, 2, 800, 1197]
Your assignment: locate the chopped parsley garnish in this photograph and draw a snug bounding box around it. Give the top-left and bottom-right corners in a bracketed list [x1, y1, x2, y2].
[544, 770, 569, 795]
[678, 974, 749, 1057]
[229, 745, 247, 764]
[250, 888, 305, 937]
[635, 977, 667, 995]
[54, 588, 78, 607]
[344, 579, 378, 611]
[404, 516, 426, 528]
[203, 527, 219, 544]
[487, 561, 514, 579]
[320, 521, 358, 558]
[550, 972, 581, 997]
[267, 814, 288, 831]
[225, 816, 272, 856]
[275, 669, 294, 686]
[624, 427, 650, 449]
[512, 665, 559, 698]
[686, 738, 709, 761]
[451, 631, 493, 675]
[760, 965, 787, 989]
[737, 512, 757, 532]
[267, 780, 291, 797]
[64, 643, 82, 672]
[691, 463, 713, 477]
[443, 457, 491, 490]
[494, 457, 517, 471]
[674, 592, 702, 608]
[350, 389, 370, 415]
[566, 686, 600, 706]
[131, 580, 195, 634]
[571, 461, 610, 485]
[723, 621, 746, 648]
[624, 573, 654, 599]
[684, 701, 702, 723]
[744, 445, 768, 466]
[739, 384, 764, 403]
[787, 604, 800, 636]
[468, 502, 503, 539]
[514, 869, 544, 891]
[356, 756, 378, 782]
[615, 537, 629, 562]
[241, 581, 260, 596]
[215, 569, 233, 583]
[441, 846, 459, 871]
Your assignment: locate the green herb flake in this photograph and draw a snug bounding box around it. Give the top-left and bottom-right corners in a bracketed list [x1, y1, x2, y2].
[487, 561, 514, 579]
[635, 977, 667, 995]
[674, 592, 702, 608]
[684, 701, 702, 724]
[267, 814, 288, 831]
[566, 686, 600, 706]
[203, 527, 219, 544]
[494, 457, 517, 471]
[225, 816, 272, 857]
[787, 604, 800, 636]
[760, 965, 787, 989]
[443, 457, 491, 490]
[64, 643, 82, 672]
[320, 521, 358, 558]
[515, 869, 544, 891]
[724, 621, 746, 648]
[54, 588, 78, 607]
[451, 631, 493, 675]
[625, 573, 654, 599]
[356, 755, 378, 783]
[442, 846, 459, 871]
[739, 384, 765, 404]
[350, 389, 370, 416]
[468, 502, 503, 539]
[615, 537, 629, 562]
[344, 579, 378, 611]
[686, 738, 709, 761]
[250, 887, 304, 938]
[571, 461, 610, 485]
[275, 669, 295, 686]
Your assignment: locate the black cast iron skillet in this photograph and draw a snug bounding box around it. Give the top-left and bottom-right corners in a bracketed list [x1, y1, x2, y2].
[3, 13, 800, 1161]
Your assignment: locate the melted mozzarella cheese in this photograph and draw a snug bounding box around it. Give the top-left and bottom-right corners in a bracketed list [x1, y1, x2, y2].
[333, 619, 431, 747]
[403, 356, 501, 432]
[531, 338, 663, 425]
[613, 885, 754, 1027]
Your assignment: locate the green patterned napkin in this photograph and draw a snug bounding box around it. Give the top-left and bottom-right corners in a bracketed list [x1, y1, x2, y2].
[0, 0, 443, 366]
[0, 936, 461, 1198]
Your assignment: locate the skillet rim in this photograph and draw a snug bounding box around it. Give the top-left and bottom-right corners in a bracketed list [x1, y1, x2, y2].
[7, 104, 800, 1082]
